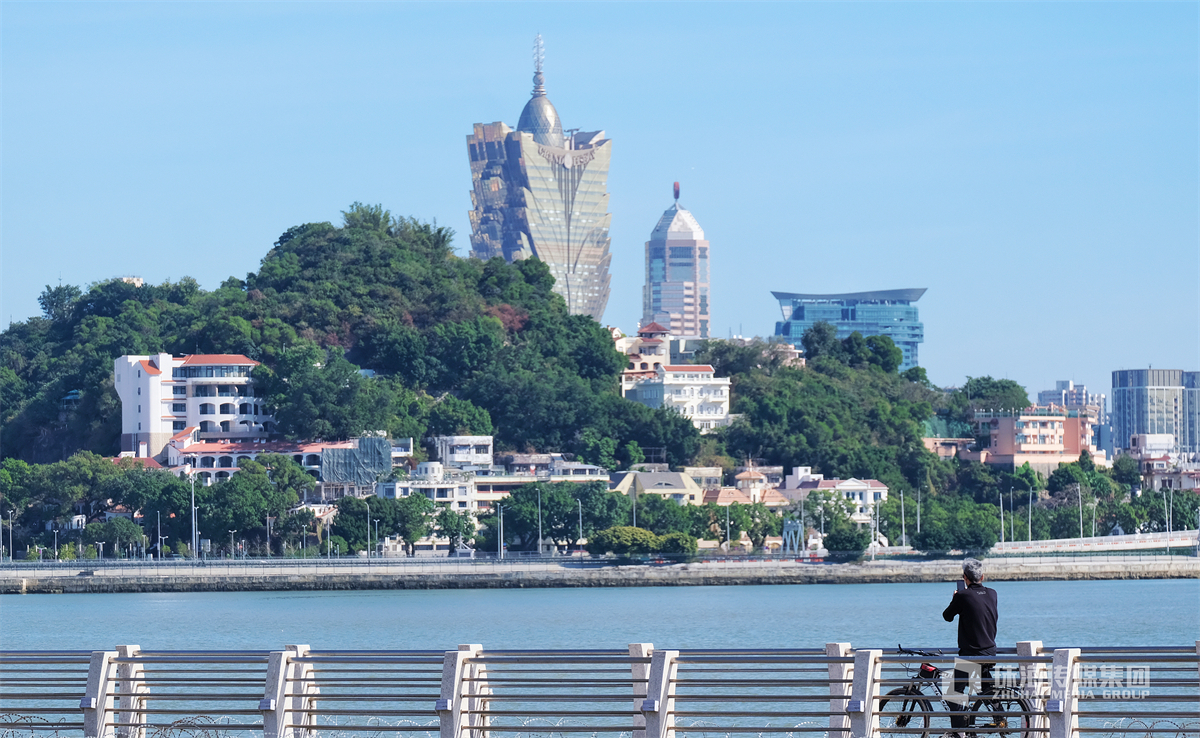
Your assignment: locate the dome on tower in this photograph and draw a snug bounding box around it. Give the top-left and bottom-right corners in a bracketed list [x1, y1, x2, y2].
[518, 94, 563, 147]
[517, 34, 563, 147]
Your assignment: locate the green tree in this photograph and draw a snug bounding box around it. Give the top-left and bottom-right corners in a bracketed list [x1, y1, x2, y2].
[38, 284, 82, 323]
[427, 396, 493, 436]
[436, 506, 475, 550]
[395, 494, 436, 555]
[585, 526, 659, 555]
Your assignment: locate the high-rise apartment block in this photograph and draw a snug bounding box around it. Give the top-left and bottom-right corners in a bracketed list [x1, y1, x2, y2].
[1111, 369, 1200, 455]
[114, 353, 273, 461]
[772, 289, 926, 371]
[1038, 380, 1106, 415]
[643, 183, 710, 338]
[466, 36, 613, 319]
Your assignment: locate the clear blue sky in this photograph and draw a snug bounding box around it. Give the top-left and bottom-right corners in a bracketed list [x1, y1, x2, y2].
[3, 2, 1197, 400]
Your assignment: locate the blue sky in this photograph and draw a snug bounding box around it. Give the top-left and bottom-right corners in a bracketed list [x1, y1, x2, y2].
[3, 2, 1197, 400]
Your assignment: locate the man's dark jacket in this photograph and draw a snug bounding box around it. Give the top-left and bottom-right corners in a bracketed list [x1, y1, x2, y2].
[942, 583, 998, 656]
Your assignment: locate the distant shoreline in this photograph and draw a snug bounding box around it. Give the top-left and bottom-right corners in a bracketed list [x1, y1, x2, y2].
[3, 557, 1197, 594]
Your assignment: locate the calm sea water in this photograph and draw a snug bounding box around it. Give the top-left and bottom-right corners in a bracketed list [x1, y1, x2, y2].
[1, 579, 1197, 652]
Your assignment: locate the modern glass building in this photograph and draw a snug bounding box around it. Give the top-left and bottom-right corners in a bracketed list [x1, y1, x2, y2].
[1111, 369, 1200, 454]
[772, 289, 926, 371]
[643, 184, 710, 338]
[466, 36, 612, 319]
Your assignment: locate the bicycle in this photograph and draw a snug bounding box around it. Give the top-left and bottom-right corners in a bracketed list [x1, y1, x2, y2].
[876, 646, 1033, 738]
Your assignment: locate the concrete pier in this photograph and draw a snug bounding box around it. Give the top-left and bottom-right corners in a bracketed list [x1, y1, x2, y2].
[1, 556, 1196, 594]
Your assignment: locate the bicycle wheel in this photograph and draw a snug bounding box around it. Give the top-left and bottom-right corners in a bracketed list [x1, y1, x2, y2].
[878, 687, 932, 738]
[967, 688, 1031, 738]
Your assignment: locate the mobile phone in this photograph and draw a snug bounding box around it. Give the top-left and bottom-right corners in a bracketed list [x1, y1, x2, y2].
[956, 580, 966, 592]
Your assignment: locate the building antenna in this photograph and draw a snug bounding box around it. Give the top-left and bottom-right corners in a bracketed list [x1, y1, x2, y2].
[532, 34, 546, 96]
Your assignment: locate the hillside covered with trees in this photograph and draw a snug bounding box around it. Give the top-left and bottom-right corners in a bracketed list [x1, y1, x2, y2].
[3, 203, 1192, 559]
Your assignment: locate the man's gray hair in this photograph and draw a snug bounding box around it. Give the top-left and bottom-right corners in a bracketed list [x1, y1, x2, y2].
[963, 558, 984, 583]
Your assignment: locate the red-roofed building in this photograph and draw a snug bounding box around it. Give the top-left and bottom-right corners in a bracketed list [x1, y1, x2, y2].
[115, 352, 272, 462]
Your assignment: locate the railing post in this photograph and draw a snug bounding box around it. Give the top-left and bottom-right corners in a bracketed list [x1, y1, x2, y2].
[81, 650, 118, 738]
[1195, 640, 1199, 685]
[261, 644, 318, 738]
[630, 642, 654, 738]
[642, 649, 678, 738]
[826, 642, 852, 738]
[262, 647, 294, 738]
[115, 645, 147, 738]
[1047, 648, 1080, 738]
[437, 643, 482, 738]
[1017, 641, 1048, 738]
[847, 649, 882, 738]
[462, 644, 489, 738]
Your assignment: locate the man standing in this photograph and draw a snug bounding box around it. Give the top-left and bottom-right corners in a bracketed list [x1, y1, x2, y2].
[941, 558, 998, 738]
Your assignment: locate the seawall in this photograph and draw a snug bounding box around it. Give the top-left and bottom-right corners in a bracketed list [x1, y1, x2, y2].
[2, 557, 1197, 594]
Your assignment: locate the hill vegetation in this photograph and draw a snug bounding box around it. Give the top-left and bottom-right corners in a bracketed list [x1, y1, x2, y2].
[2, 203, 1192, 559]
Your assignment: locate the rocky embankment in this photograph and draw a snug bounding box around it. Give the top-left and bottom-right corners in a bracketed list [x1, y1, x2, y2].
[2, 557, 1197, 594]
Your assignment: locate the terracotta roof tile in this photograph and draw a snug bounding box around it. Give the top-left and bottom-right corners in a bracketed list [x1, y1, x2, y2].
[181, 354, 259, 366]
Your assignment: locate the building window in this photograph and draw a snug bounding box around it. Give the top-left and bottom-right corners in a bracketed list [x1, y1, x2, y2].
[219, 403, 235, 414]
[199, 421, 214, 433]
[173, 421, 186, 431]
[172, 403, 186, 412]
[239, 403, 251, 415]
[220, 421, 231, 432]
[200, 404, 215, 415]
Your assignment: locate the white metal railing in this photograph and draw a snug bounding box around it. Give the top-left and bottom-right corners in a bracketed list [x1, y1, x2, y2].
[1, 643, 1196, 738]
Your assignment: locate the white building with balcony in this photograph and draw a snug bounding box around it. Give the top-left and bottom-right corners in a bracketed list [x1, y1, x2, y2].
[623, 364, 731, 432]
[114, 353, 273, 461]
[376, 461, 478, 512]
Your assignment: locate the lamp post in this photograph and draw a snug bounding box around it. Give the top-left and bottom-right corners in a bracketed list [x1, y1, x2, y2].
[54, 529, 59, 560]
[537, 487, 542, 556]
[900, 489, 906, 548]
[8, 509, 14, 562]
[577, 499, 583, 554]
[229, 530, 236, 559]
[374, 519, 380, 558]
[1000, 487, 1006, 544]
[497, 505, 504, 560]
[365, 502, 371, 559]
[97, 541, 105, 561]
[1077, 485, 1084, 540]
[916, 486, 922, 534]
[190, 470, 198, 558]
[1027, 485, 1033, 541]
[725, 505, 731, 552]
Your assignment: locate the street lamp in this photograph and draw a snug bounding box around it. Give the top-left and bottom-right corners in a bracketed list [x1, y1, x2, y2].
[364, 502, 371, 559]
[577, 499, 583, 553]
[189, 469, 198, 558]
[900, 489, 906, 548]
[536, 488, 542, 556]
[374, 519, 380, 557]
[53, 529, 59, 560]
[229, 530, 236, 559]
[497, 505, 504, 560]
[1027, 484, 1033, 541]
[97, 541, 105, 561]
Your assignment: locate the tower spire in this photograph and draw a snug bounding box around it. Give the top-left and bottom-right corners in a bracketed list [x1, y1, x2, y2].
[532, 34, 546, 97]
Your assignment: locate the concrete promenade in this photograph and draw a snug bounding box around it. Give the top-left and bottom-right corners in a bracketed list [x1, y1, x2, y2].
[1, 554, 1197, 594]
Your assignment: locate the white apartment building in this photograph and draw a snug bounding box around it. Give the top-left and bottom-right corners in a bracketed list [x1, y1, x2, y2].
[114, 353, 273, 461]
[778, 467, 888, 529]
[377, 461, 477, 512]
[623, 364, 732, 432]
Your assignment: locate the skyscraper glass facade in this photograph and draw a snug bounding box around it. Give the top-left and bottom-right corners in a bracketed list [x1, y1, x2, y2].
[1111, 369, 1200, 454]
[466, 39, 612, 319]
[643, 193, 709, 338]
[772, 289, 926, 371]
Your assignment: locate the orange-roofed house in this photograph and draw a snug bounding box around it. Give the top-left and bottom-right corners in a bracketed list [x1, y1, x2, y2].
[114, 352, 274, 462]
[622, 363, 732, 433]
